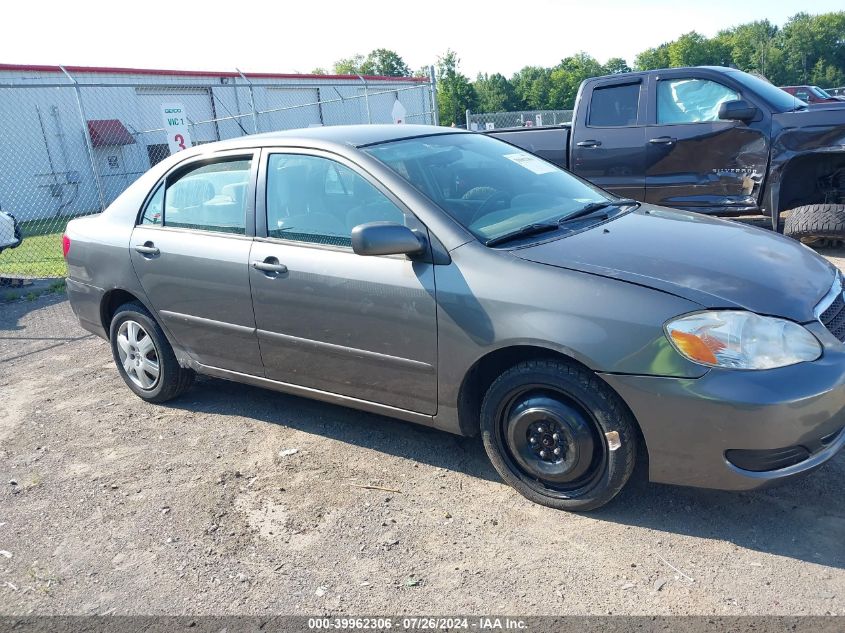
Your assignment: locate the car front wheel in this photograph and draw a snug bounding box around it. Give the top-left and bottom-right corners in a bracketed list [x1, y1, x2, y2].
[480, 359, 637, 511]
[109, 301, 194, 403]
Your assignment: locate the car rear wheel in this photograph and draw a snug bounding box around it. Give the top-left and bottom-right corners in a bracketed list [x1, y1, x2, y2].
[783, 204, 845, 245]
[109, 301, 193, 403]
[480, 359, 637, 511]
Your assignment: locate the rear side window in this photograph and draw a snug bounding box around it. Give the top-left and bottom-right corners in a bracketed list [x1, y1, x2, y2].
[146, 158, 252, 234]
[588, 83, 640, 127]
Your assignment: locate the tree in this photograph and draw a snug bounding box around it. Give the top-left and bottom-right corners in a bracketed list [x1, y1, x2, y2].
[474, 73, 517, 113]
[333, 54, 367, 75]
[511, 66, 552, 110]
[603, 58, 631, 74]
[436, 50, 477, 126]
[668, 32, 727, 67]
[548, 53, 606, 109]
[635, 44, 671, 70]
[362, 49, 411, 77]
[332, 50, 411, 77]
[310, 67, 328, 75]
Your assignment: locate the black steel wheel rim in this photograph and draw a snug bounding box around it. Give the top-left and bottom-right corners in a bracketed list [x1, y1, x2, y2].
[497, 386, 607, 494]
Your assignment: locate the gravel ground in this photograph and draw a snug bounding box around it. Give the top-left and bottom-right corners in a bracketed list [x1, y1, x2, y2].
[0, 250, 844, 617]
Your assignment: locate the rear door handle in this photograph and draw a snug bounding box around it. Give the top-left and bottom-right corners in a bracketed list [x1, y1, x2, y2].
[252, 260, 288, 274]
[649, 136, 677, 145]
[576, 140, 601, 148]
[134, 243, 160, 256]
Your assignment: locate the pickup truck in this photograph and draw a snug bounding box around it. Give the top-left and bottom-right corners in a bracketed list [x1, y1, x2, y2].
[488, 66, 845, 242]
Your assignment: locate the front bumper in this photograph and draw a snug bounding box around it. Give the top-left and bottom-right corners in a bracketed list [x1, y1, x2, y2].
[600, 323, 845, 490]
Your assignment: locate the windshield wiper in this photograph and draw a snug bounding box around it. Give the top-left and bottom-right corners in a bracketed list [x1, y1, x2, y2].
[485, 222, 560, 247]
[559, 198, 640, 224]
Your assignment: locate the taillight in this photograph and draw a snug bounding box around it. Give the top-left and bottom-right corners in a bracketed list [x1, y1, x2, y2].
[62, 234, 71, 258]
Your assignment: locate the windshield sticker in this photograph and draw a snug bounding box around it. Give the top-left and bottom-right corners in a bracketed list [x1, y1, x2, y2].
[502, 152, 558, 175]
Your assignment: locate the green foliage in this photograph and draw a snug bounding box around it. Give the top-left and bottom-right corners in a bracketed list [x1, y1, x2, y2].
[436, 49, 477, 126]
[475, 73, 517, 113]
[329, 12, 845, 120]
[332, 49, 411, 77]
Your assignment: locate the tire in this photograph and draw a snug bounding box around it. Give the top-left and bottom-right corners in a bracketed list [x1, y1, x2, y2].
[480, 359, 637, 512]
[109, 301, 194, 403]
[783, 204, 845, 245]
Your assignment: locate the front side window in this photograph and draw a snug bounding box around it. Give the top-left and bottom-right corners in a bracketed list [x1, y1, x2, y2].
[265, 154, 405, 247]
[588, 83, 640, 127]
[364, 133, 609, 243]
[657, 79, 739, 124]
[158, 158, 252, 234]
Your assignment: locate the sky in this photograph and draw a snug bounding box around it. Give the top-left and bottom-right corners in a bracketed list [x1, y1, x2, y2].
[2, 0, 843, 77]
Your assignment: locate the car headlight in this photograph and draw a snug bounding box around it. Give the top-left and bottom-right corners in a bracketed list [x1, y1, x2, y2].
[665, 311, 821, 370]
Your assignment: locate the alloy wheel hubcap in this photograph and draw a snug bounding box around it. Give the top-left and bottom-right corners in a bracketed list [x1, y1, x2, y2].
[116, 320, 160, 390]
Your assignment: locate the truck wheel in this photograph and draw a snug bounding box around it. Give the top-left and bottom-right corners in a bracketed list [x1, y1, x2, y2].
[783, 204, 845, 245]
[480, 359, 637, 512]
[109, 301, 194, 403]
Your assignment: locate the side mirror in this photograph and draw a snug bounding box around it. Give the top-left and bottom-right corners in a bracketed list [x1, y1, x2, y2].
[718, 99, 758, 122]
[351, 222, 427, 257]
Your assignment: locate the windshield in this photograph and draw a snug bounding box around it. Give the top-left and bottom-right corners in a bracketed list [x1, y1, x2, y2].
[727, 70, 806, 112]
[362, 133, 610, 243]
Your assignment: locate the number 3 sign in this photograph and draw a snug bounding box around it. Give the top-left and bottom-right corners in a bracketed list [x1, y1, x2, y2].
[161, 103, 193, 155]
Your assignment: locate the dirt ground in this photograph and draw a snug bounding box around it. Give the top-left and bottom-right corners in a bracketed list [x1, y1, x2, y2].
[0, 251, 844, 617]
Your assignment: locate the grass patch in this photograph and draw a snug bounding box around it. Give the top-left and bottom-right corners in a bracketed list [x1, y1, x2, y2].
[0, 232, 66, 278]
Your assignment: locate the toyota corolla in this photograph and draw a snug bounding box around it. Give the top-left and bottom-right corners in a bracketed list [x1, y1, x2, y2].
[64, 125, 845, 510]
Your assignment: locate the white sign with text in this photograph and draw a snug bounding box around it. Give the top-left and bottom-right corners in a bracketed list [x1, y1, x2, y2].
[161, 103, 192, 155]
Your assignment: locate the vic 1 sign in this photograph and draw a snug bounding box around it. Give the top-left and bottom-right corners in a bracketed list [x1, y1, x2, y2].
[161, 103, 192, 155]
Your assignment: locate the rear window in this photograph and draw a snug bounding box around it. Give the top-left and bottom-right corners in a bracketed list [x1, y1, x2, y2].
[588, 83, 640, 127]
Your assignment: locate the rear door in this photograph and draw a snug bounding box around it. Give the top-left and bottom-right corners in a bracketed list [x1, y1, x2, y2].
[644, 72, 770, 213]
[248, 148, 438, 414]
[570, 77, 647, 200]
[130, 150, 264, 375]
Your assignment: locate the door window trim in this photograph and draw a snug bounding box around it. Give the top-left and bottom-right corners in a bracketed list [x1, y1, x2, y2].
[584, 78, 646, 129]
[255, 146, 426, 251]
[136, 148, 260, 238]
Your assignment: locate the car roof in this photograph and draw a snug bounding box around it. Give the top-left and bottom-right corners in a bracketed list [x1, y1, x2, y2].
[209, 124, 462, 152]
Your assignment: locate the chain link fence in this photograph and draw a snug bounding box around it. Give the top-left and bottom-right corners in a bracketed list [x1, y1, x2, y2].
[0, 67, 438, 283]
[466, 109, 573, 131]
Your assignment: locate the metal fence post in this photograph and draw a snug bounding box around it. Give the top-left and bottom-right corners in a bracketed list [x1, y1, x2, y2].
[465, 109, 471, 130]
[60, 65, 106, 212]
[236, 68, 259, 134]
[429, 65, 440, 126]
[357, 74, 372, 124]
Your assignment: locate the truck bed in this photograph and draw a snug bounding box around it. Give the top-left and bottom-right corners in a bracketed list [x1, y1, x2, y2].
[487, 125, 571, 170]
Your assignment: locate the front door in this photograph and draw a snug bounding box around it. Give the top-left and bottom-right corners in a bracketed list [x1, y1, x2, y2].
[569, 78, 647, 200]
[644, 75, 770, 213]
[249, 150, 438, 414]
[130, 152, 264, 375]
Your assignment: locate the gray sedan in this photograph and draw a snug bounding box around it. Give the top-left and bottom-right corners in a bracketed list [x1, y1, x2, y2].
[64, 125, 845, 511]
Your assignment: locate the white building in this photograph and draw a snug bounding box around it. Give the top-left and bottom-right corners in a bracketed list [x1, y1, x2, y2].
[0, 64, 434, 221]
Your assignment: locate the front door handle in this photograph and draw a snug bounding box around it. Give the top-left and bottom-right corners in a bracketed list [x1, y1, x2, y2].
[649, 136, 677, 145]
[252, 259, 288, 275]
[576, 139, 602, 148]
[134, 242, 160, 256]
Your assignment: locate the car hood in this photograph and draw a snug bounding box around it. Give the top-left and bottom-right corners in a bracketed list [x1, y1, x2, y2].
[513, 207, 836, 323]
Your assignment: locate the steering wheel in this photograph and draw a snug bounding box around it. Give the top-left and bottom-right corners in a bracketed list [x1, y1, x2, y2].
[469, 191, 511, 225]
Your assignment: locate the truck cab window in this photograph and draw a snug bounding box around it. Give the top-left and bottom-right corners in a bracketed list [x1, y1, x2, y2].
[588, 83, 640, 127]
[657, 79, 739, 124]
